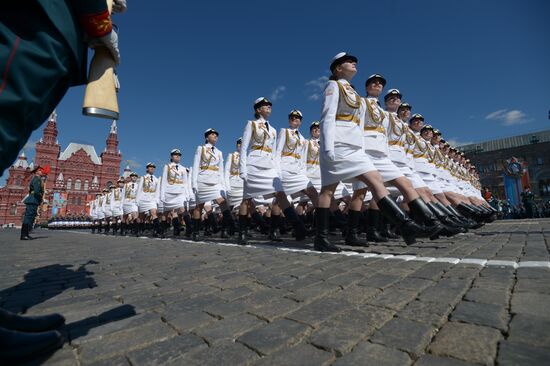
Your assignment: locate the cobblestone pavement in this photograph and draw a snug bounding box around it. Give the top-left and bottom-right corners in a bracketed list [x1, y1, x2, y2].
[1, 219, 550, 365]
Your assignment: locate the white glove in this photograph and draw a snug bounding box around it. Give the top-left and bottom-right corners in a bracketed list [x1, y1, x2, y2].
[325, 150, 335, 162]
[89, 29, 120, 65]
[112, 0, 128, 13]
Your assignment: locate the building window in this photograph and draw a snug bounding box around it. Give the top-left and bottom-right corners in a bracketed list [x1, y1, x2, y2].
[76, 197, 82, 206]
[84, 180, 89, 191]
[66, 178, 72, 190]
[16, 177, 21, 186]
[10, 204, 17, 215]
[75, 179, 81, 191]
[537, 157, 544, 165]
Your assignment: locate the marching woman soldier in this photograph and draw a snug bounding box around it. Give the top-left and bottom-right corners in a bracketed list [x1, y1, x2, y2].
[305, 122, 322, 193]
[110, 178, 125, 235]
[238, 97, 307, 245]
[102, 188, 112, 235]
[191, 128, 235, 241]
[90, 193, 100, 233]
[136, 163, 161, 237]
[274, 110, 319, 240]
[96, 190, 106, 233]
[224, 138, 244, 210]
[160, 149, 190, 237]
[350, 74, 443, 246]
[384, 95, 464, 236]
[122, 172, 139, 236]
[316, 52, 439, 252]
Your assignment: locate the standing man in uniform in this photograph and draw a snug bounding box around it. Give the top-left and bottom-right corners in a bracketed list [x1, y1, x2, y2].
[20, 165, 50, 240]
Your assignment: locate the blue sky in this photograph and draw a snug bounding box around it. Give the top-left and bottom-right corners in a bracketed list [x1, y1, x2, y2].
[2, 0, 549, 185]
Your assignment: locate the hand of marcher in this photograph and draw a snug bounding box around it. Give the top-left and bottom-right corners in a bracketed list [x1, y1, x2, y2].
[112, 0, 127, 13]
[88, 29, 120, 65]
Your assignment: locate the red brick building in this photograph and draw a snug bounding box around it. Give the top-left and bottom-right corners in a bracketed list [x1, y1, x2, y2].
[0, 112, 122, 226]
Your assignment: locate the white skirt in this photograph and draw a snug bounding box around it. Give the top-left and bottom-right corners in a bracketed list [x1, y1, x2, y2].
[321, 143, 375, 187]
[197, 181, 226, 204]
[111, 208, 123, 217]
[281, 169, 310, 195]
[103, 208, 112, 217]
[138, 200, 157, 213]
[243, 165, 283, 199]
[308, 176, 322, 192]
[417, 171, 443, 194]
[96, 211, 105, 219]
[163, 192, 186, 210]
[123, 202, 138, 214]
[396, 163, 428, 189]
[334, 182, 353, 200]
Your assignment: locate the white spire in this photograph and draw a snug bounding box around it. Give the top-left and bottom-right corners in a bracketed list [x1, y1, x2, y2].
[56, 172, 64, 181]
[20, 151, 26, 158]
[110, 120, 117, 134]
[92, 176, 99, 184]
[49, 109, 57, 122]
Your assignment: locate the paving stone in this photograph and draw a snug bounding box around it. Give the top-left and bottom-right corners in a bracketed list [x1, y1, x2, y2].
[497, 340, 550, 366]
[395, 277, 435, 291]
[366, 287, 418, 311]
[162, 309, 218, 332]
[511, 292, 550, 319]
[428, 322, 502, 365]
[399, 300, 453, 327]
[177, 340, 260, 366]
[286, 297, 353, 327]
[414, 354, 476, 366]
[463, 287, 510, 306]
[507, 313, 550, 348]
[252, 343, 334, 366]
[450, 301, 508, 330]
[126, 334, 207, 365]
[409, 262, 452, 281]
[193, 313, 265, 344]
[82, 356, 130, 366]
[237, 318, 310, 355]
[78, 321, 177, 363]
[285, 282, 340, 303]
[357, 273, 401, 289]
[370, 317, 435, 356]
[514, 278, 550, 294]
[247, 296, 301, 322]
[327, 285, 381, 305]
[333, 341, 412, 366]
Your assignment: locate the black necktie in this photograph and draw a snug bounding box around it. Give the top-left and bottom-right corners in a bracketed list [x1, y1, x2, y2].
[175, 165, 178, 171]
[265, 121, 269, 131]
[212, 146, 215, 152]
[132, 183, 134, 189]
[150, 175, 153, 182]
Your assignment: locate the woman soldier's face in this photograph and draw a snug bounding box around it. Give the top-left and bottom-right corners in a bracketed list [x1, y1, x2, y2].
[311, 126, 320, 138]
[256, 105, 272, 118]
[336, 61, 357, 80]
[289, 116, 302, 129]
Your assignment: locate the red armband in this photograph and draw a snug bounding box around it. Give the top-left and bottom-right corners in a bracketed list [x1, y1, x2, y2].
[78, 9, 113, 38]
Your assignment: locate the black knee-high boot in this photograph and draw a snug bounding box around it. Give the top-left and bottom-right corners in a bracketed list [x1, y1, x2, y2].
[238, 215, 249, 245]
[183, 214, 192, 238]
[251, 211, 268, 235]
[366, 209, 388, 242]
[222, 210, 236, 237]
[133, 222, 140, 237]
[283, 207, 307, 241]
[314, 208, 341, 252]
[269, 214, 283, 242]
[378, 196, 438, 245]
[152, 218, 160, 237]
[192, 219, 200, 241]
[407, 198, 445, 238]
[426, 202, 465, 237]
[172, 217, 181, 236]
[345, 210, 365, 246]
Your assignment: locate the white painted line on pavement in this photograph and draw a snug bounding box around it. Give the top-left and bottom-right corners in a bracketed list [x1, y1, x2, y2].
[63, 230, 550, 270]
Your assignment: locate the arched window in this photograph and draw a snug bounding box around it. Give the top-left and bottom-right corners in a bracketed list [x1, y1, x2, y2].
[10, 204, 17, 215]
[66, 178, 72, 190]
[16, 177, 21, 186]
[84, 180, 89, 191]
[75, 179, 81, 191]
